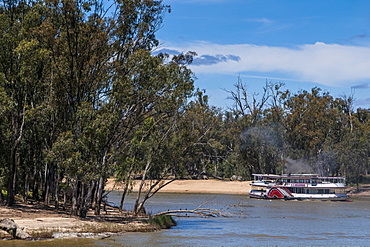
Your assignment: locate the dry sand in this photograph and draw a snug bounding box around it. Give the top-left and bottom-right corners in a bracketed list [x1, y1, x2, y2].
[106, 178, 252, 194]
[0, 203, 151, 239]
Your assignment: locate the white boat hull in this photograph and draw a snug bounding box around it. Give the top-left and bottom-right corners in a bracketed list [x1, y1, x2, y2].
[249, 188, 348, 201]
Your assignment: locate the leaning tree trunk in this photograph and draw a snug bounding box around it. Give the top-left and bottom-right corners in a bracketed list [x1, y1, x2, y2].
[134, 159, 151, 215]
[119, 180, 130, 213]
[119, 164, 135, 213]
[94, 151, 108, 216]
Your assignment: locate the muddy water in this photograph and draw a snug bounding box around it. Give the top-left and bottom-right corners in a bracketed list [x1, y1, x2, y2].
[4, 192, 370, 246]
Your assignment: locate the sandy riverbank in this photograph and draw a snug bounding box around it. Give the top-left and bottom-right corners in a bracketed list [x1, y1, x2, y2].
[106, 178, 370, 197]
[105, 179, 252, 194]
[0, 202, 154, 240]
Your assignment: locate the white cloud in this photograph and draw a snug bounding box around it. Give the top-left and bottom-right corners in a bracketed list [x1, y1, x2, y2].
[245, 17, 273, 24]
[165, 41, 370, 87]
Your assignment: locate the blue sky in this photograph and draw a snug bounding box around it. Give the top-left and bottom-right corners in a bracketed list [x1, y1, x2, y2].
[156, 0, 370, 109]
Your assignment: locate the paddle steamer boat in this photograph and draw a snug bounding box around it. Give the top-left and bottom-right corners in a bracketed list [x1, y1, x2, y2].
[249, 174, 348, 201]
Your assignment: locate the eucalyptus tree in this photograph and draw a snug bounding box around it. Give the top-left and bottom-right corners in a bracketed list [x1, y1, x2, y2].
[45, 0, 180, 216]
[282, 88, 354, 175]
[112, 50, 195, 214]
[0, 0, 194, 218]
[337, 108, 370, 186]
[175, 90, 228, 179]
[226, 79, 285, 177]
[41, 0, 181, 217]
[35, 0, 114, 216]
[0, 0, 53, 205]
[0, 81, 11, 204]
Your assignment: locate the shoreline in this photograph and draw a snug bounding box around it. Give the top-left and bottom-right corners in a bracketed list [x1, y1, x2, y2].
[105, 179, 252, 194]
[1, 179, 369, 240]
[0, 202, 157, 240]
[1, 179, 252, 240]
[105, 178, 370, 197]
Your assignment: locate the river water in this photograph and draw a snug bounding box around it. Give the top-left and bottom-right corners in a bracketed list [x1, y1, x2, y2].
[4, 192, 370, 246]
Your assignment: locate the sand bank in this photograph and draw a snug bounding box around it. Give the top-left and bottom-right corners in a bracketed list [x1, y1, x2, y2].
[105, 179, 370, 197]
[106, 179, 252, 194]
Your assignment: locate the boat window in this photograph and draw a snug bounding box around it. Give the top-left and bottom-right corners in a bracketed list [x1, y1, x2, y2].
[318, 189, 329, 194]
[295, 188, 303, 193]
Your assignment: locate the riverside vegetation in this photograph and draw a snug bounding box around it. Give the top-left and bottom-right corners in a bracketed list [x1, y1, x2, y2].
[0, 0, 369, 239]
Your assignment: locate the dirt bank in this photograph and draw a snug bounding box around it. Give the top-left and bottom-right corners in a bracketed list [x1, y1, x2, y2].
[0, 202, 155, 240]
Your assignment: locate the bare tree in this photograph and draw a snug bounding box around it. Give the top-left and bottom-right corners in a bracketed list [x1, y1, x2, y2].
[224, 77, 271, 125]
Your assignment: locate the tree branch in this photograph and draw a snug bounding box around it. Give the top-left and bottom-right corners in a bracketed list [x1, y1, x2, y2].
[153, 207, 226, 217]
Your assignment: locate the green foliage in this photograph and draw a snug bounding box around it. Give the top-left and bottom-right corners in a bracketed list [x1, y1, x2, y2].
[149, 215, 177, 229]
[0, 0, 368, 215]
[0, 0, 195, 212]
[227, 81, 370, 180]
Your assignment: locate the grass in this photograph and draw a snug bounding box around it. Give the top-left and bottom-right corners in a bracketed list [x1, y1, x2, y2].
[148, 215, 177, 229]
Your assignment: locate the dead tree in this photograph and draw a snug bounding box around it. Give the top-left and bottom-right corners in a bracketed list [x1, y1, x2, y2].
[153, 208, 227, 217]
[153, 200, 238, 218]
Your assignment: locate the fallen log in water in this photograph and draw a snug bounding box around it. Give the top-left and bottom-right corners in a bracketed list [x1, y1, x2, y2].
[153, 208, 227, 217]
[0, 218, 34, 240]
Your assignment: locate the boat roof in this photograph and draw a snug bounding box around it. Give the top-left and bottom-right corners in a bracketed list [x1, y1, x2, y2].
[252, 174, 346, 179]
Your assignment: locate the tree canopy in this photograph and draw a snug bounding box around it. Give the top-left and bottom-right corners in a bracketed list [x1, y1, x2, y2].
[0, 0, 369, 216]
